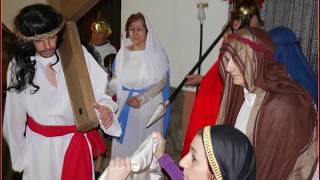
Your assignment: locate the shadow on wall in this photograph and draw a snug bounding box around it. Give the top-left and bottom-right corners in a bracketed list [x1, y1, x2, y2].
[76, 0, 121, 50]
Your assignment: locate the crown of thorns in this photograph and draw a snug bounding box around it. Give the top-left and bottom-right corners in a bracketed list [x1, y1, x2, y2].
[15, 19, 65, 41]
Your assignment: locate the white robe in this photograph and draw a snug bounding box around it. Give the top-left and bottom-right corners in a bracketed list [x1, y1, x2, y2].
[93, 41, 117, 67]
[111, 14, 169, 180]
[3, 46, 120, 180]
[111, 49, 164, 180]
[111, 51, 164, 157]
[234, 88, 256, 133]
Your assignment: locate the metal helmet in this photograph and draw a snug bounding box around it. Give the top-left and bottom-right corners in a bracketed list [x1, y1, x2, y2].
[231, 0, 263, 28]
[90, 20, 112, 34]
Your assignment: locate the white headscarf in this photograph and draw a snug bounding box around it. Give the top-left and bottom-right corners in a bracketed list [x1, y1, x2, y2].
[114, 13, 169, 91]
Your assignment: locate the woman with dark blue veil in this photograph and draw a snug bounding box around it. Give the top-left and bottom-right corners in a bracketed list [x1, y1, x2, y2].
[269, 26, 318, 106]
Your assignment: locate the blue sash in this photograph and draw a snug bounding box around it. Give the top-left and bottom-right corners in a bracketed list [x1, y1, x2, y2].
[117, 71, 172, 142]
[162, 71, 172, 136]
[118, 86, 145, 143]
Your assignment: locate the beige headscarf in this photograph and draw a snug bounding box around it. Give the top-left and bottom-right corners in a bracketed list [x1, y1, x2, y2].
[217, 27, 317, 180]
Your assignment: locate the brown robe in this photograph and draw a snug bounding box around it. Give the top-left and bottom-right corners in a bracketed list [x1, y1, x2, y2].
[217, 27, 318, 180]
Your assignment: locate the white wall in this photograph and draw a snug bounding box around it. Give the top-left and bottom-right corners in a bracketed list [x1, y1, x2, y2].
[3, 0, 49, 31]
[122, 0, 228, 88]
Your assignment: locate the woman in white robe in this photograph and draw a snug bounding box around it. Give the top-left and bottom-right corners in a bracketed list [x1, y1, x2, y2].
[110, 12, 170, 179]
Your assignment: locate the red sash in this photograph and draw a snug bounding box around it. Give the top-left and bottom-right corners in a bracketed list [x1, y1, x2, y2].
[27, 116, 106, 180]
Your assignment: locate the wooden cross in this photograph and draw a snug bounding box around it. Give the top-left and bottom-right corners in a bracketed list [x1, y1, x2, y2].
[4, 0, 102, 132]
[51, 0, 102, 132]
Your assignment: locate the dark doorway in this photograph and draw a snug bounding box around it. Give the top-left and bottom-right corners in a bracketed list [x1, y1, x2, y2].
[77, 0, 121, 50]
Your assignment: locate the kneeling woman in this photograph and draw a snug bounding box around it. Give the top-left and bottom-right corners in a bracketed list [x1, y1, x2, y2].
[106, 125, 256, 180]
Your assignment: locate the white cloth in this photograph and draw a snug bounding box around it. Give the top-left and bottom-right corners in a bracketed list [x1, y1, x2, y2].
[111, 14, 169, 180]
[312, 164, 319, 180]
[3, 46, 121, 180]
[93, 41, 117, 66]
[99, 133, 161, 180]
[122, 50, 145, 87]
[234, 88, 256, 133]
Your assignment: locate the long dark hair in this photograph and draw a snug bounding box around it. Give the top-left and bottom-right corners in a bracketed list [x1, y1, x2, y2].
[7, 4, 63, 94]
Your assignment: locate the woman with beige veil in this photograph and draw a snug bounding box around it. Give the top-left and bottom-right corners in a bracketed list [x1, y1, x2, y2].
[217, 27, 317, 179]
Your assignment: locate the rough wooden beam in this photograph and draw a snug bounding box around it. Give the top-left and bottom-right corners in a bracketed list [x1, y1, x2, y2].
[49, 0, 100, 21]
[59, 21, 99, 132]
[48, 0, 101, 131]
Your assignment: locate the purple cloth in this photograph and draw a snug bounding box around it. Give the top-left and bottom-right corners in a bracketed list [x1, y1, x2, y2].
[158, 154, 183, 180]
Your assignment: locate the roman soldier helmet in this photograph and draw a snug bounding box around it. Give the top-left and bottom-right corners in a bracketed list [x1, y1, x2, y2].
[91, 20, 112, 34]
[231, 0, 263, 27]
